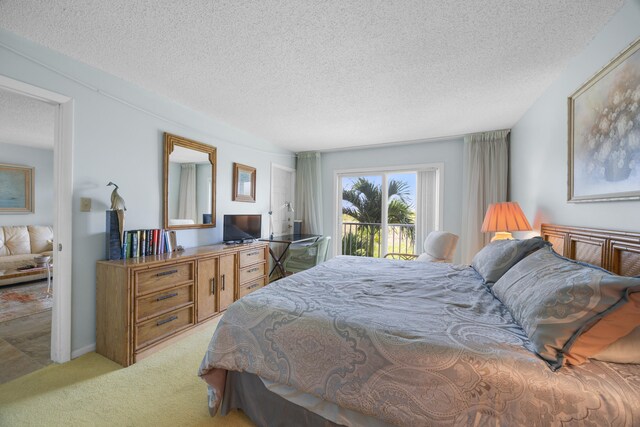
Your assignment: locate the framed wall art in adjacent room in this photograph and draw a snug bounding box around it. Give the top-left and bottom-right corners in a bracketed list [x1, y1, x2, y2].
[568, 37, 640, 202]
[0, 163, 34, 213]
[232, 162, 256, 202]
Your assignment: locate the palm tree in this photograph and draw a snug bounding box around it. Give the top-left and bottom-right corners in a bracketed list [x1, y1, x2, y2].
[342, 177, 414, 257]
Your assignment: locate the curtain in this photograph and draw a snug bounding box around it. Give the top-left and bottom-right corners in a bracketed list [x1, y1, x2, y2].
[415, 169, 438, 252]
[460, 130, 510, 263]
[295, 152, 323, 234]
[178, 163, 197, 223]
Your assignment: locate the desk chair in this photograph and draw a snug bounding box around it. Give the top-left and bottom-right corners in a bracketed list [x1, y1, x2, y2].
[283, 236, 331, 274]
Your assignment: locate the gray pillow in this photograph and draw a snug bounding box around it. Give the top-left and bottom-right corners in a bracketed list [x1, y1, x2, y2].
[471, 237, 550, 285]
[492, 247, 640, 370]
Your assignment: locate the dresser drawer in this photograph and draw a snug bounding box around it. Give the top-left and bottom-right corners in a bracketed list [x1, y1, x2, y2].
[135, 306, 194, 350]
[239, 248, 266, 268]
[239, 277, 266, 298]
[239, 262, 265, 284]
[136, 284, 194, 322]
[135, 262, 194, 295]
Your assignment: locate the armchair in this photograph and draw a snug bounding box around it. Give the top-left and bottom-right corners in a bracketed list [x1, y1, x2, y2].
[385, 231, 459, 263]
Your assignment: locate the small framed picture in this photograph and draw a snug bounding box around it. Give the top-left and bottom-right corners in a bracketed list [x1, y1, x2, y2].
[0, 164, 34, 213]
[232, 163, 256, 203]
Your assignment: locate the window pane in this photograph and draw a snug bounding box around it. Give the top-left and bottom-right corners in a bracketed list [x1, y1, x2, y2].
[387, 173, 416, 257]
[341, 175, 382, 257]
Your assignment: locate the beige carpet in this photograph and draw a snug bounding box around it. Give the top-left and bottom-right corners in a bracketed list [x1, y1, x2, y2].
[0, 316, 254, 426]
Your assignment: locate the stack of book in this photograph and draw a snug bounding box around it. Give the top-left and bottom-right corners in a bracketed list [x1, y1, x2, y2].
[121, 229, 174, 259]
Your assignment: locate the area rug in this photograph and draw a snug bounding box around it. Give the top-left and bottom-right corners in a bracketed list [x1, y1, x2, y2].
[0, 281, 52, 322]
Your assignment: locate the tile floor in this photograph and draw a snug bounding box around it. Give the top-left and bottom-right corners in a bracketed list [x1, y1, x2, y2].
[0, 308, 52, 384]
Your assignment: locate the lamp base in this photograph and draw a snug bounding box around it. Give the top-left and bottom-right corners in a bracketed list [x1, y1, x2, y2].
[491, 232, 513, 242]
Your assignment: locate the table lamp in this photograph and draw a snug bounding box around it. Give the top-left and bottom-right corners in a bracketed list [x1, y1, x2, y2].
[481, 202, 532, 241]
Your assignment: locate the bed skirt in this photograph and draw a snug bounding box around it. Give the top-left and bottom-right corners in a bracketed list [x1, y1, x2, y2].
[221, 371, 343, 427]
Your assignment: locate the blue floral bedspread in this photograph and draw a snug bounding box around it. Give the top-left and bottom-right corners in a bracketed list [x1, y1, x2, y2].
[199, 256, 640, 426]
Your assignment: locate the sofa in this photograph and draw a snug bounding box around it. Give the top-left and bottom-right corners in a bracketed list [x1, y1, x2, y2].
[0, 225, 54, 286]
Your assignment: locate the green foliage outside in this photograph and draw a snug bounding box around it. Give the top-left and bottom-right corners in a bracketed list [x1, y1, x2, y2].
[341, 177, 415, 258]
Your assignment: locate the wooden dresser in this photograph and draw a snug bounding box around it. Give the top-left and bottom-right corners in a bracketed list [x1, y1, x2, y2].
[96, 242, 268, 366]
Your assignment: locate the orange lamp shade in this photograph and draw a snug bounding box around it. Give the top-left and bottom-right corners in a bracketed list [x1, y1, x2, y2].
[481, 202, 532, 233]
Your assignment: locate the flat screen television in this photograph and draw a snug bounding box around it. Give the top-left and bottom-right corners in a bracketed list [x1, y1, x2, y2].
[223, 214, 262, 243]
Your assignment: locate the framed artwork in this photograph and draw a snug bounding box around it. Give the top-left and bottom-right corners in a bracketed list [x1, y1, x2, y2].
[568, 37, 640, 202]
[0, 164, 34, 213]
[232, 163, 256, 203]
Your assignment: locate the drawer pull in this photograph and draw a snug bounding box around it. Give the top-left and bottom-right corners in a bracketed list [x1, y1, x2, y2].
[248, 283, 259, 290]
[156, 292, 178, 301]
[210, 278, 216, 294]
[156, 269, 178, 277]
[247, 267, 260, 273]
[156, 315, 178, 326]
[246, 251, 259, 256]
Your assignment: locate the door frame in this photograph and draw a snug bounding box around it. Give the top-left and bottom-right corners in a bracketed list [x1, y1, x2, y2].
[0, 75, 74, 363]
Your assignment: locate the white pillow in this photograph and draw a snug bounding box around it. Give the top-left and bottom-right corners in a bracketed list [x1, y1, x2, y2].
[593, 326, 640, 364]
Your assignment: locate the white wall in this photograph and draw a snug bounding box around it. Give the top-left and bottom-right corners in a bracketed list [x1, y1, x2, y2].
[0, 29, 294, 354]
[321, 137, 464, 261]
[511, 0, 640, 233]
[0, 142, 53, 227]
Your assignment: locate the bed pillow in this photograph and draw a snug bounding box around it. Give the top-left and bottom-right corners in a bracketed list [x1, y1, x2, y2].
[471, 237, 550, 286]
[592, 326, 640, 364]
[492, 246, 640, 370]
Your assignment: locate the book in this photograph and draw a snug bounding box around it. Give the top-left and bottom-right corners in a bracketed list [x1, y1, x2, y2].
[121, 230, 129, 259]
[153, 229, 159, 255]
[131, 232, 139, 259]
[126, 232, 133, 258]
[140, 230, 146, 257]
[164, 230, 172, 253]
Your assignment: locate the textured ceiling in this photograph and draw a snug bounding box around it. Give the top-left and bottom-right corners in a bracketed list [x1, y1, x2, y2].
[0, 1, 624, 152]
[0, 88, 55, 149]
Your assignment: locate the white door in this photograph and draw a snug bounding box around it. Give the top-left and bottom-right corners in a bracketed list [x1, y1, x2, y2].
[270, 164, 295, 237]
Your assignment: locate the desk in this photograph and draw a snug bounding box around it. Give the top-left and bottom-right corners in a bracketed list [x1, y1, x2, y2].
[259, 234, 320, 279]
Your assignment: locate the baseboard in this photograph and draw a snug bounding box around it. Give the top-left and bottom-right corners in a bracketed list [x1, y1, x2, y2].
[71, 343, 96, 359]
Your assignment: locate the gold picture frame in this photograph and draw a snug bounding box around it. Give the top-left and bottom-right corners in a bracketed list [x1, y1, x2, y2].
[0, 164, 34, 213]
[568, 36, 640, 202]
[232, 163, 256, 203]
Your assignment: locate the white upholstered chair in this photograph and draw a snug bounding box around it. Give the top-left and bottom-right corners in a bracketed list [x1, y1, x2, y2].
[385, 231, 459, 263]
[415, 231, 459, 263]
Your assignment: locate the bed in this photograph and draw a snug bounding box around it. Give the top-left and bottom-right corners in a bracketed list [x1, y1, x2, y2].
[198, 224, 640, 426]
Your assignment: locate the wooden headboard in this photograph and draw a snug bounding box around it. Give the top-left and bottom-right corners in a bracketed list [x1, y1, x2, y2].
[541, 224, 640, 277]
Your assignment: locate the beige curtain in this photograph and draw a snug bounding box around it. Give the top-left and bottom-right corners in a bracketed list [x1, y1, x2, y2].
[415, 169, 439, 252]
[295, 152, 323, 234]
[178, 163, 197, 223]
[460, 130, 509, 263]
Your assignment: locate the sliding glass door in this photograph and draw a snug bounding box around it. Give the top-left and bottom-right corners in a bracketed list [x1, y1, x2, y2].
[336, 165, 441, 258]
[339, 172, 417, 258]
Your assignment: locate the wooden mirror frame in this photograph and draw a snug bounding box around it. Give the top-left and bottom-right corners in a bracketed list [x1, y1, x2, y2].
[163, 132, 217, 230]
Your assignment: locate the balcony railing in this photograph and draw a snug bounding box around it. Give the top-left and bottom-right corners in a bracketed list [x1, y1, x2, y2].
[341, 222, 415, 257]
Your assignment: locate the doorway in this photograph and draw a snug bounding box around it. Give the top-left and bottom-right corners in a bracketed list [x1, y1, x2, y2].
[0, 75, 74, 369]
[270, 164, 296, 237]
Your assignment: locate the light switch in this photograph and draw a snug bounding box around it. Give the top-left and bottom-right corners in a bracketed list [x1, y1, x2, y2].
[80, 197, 92, 212]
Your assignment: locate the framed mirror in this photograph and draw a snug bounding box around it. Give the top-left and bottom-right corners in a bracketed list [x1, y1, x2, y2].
[163, 132, 216, 230]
